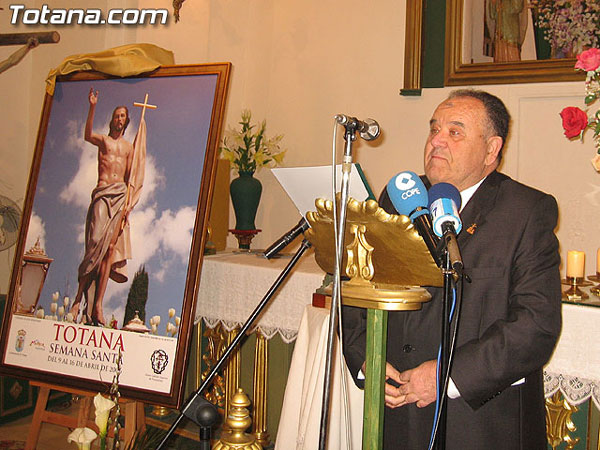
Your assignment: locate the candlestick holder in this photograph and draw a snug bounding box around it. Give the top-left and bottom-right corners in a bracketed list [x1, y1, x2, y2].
[588, 273, 600, 296]
[561, 276, 592, 302]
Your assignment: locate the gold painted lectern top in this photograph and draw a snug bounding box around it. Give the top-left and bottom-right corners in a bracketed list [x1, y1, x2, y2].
[305, 197, 443, 310]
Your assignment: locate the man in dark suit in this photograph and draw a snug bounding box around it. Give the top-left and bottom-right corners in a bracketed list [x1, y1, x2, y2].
[342, 89, 562, 449]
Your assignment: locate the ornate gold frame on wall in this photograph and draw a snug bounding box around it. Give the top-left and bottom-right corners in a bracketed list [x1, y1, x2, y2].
[402, 0, 423, 92]
[403, 0, 586, 90]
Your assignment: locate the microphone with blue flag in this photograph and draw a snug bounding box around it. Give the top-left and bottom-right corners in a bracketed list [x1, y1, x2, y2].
[386, 171, 441, 266]
[428, 182, 463, 273]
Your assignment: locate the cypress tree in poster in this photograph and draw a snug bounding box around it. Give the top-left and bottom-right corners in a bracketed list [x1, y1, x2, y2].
[123, 265, 148, 326]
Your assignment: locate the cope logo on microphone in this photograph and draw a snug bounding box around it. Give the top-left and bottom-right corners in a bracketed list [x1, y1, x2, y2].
[394, 172, 421, 200]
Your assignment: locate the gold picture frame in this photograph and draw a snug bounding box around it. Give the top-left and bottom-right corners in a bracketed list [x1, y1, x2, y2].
[402, 0, 585, 90]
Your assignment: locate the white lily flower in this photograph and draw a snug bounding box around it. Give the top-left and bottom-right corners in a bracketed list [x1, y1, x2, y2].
[152, 315, 161, 326]
[58, 306, 65, 317]
[35, 308, 44, 319]
[93, 393, 116, 437]
[63, 296, 70, 307]
[168, 308, 175, 319]
[166, 322, 176, 336]
[175, 316, 181, 327]
[52, 291, 59, 302]
[67, 427, 97, 450]
[66, 313, 74, 322]
[50, 302, 58, 314]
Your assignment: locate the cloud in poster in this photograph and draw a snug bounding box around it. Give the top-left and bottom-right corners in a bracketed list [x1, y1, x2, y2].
[25, 212, 46, 252]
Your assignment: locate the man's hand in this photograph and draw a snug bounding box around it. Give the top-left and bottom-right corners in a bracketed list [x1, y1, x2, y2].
[362, 360, 438, 409]
[384, 362, 405, 408]
[89, 87, 98, 105]
[395, 359, 438, 408]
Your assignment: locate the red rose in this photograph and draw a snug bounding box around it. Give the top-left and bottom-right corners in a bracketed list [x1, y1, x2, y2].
[575, 48, 600, 72]
[560, 107, 589, 139]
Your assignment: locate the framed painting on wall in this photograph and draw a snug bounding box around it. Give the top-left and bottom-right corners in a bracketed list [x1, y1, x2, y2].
[445, 0, 584, 85]
[0, 63, 231, 408]
[402, 0, 586, 91]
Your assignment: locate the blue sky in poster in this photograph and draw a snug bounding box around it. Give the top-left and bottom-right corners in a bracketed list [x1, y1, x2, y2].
[26, 73, 217, 331]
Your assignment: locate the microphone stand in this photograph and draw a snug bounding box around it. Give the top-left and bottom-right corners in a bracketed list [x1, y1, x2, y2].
[156, 239, 313, 449]
[318, 122, 358, 450]
[434, 250, 452, 450]
[433, 230, 463, 450]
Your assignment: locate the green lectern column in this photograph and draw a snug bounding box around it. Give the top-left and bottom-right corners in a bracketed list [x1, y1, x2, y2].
[363, 308, 388, 450]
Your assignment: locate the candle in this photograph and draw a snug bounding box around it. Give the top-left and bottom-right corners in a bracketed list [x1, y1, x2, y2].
[567, 250, 585, 278]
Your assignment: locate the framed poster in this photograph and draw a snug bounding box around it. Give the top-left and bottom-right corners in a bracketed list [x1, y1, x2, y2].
[0, 63, 231, 408]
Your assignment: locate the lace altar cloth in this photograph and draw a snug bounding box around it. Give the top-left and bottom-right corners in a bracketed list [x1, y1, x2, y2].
[195, 251, 325, 343]
[544, 302, 600, 408]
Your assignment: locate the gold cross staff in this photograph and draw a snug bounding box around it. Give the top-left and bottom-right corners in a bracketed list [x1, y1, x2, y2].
[133, 93, 157, 121]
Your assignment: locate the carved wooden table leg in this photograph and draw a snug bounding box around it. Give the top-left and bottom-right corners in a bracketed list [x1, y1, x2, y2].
[252, 329, 269, 446]
[545, 391, 579, 450]
[224, 327, 241, 416]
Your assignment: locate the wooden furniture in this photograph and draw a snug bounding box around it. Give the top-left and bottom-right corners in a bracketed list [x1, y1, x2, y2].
[25, 381, 145, 450]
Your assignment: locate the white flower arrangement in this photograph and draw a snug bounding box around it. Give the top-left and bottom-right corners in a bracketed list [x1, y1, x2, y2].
[220, 109, 286, 173]
[531, 0, 600, 56]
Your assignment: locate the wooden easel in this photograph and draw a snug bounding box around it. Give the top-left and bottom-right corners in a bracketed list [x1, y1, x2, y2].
[25, 381, 145, 450]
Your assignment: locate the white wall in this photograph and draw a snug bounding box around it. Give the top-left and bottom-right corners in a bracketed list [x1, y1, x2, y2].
[0, 0, 598, 294]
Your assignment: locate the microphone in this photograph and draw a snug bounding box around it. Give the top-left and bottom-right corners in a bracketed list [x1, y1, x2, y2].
[428, 183, 462, 237]
[334, 114, 380, 141]
[428, 183, 463, 272]
[386, 171, 441, 267]
[263, 217, 310, 259]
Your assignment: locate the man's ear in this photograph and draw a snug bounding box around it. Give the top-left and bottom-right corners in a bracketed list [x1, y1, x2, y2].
[485, 136, 502, 165]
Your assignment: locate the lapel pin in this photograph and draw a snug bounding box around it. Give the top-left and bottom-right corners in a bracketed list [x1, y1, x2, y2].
[466, 223, 477, 235]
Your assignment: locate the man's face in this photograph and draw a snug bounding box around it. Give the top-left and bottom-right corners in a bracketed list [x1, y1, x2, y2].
[111, 107, 128, 134]
[424, 96, 501, 191]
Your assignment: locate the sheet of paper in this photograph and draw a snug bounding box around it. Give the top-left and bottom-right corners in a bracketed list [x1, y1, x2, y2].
[271, 164, 370, 216]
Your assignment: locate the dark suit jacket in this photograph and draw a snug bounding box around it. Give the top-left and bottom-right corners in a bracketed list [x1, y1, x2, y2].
[342, 171, 562, 450]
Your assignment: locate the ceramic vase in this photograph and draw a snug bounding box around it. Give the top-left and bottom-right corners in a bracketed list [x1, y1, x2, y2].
[230, 171, 262, 230]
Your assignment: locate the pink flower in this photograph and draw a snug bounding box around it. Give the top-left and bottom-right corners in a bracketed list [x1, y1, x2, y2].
[560, 107, 589, 138]
[575, 48, 600, 72]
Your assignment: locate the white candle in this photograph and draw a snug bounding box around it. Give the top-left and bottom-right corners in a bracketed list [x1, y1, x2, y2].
[567, 250, 585, 278]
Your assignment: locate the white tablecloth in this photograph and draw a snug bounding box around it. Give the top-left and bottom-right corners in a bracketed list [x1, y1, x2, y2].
[195, 251, 325, 342]
[276, 305, 364, 450]
[544, 302, 600, 408]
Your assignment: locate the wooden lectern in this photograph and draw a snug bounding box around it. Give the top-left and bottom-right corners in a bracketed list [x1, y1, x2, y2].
[305, 197, 443, 450]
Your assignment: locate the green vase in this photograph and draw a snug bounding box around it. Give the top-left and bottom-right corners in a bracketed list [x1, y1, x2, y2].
[230, 171, 262, 230]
